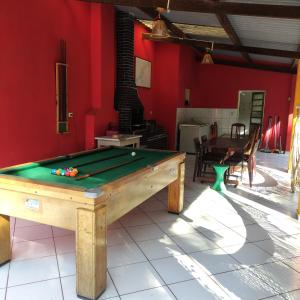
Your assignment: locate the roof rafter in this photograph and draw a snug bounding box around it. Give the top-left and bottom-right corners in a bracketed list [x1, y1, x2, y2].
[143, 34, 300, 59]
[82, 0, 300, 19]
[213, 58, 296, 74]
[138, 7, 208, 56]
[212, 0, 252, 64]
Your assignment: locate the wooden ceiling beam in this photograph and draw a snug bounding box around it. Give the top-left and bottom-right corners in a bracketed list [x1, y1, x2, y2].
[82, 0, 300, 19]
[213, 58, 295, 74]
[212, 0, 252, 64]
[143, 34, 300, 59]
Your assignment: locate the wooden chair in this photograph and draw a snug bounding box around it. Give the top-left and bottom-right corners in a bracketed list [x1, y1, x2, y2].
[201, 135, 208, 144]
[193, 137, 225, 181]
[224, 126, 260, 187]
[210, 122, 218, 139]
[231, 123, 246, 139]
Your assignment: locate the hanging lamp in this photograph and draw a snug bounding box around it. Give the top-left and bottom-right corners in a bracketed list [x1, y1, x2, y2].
[201, 41, 214, 64]
[148, 1, 171, 38]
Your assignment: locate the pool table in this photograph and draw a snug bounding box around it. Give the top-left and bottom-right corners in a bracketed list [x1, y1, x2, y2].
[0, 147, 185, 300]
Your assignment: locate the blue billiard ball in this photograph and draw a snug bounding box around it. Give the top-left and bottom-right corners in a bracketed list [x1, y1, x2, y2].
[51, 169, 57, 175]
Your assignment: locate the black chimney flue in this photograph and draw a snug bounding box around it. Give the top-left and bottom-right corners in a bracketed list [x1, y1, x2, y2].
[115, 11, 144, 133]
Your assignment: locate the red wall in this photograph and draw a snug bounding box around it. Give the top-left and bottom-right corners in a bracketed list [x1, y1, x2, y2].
[86, 4, 117, 149]
[149, 43, 198, 149]
[0, 1, 117, 167]
[152, 43, 181, 148]
[179, 46, 197, 107]
[191, 64, 294, 150]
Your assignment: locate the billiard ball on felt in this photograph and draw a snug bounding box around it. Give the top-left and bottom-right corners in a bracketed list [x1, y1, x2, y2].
[73, 168, 78, 175]
[70, 171, 76, 177]
[51, 169, 56, 175]
[56, 169, 61, 176]
[66, 171, 70, 177]
[131, 152, 136, 157]
[61, 170, 66, 176]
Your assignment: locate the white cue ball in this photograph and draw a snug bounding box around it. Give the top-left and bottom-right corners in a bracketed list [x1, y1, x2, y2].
[131, 152, 136, 157]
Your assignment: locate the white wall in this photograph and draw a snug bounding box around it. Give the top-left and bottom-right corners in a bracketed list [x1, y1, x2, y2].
[176, 108, 238, 136]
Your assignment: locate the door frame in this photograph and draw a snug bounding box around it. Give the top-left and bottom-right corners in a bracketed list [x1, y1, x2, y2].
[237, 90, 266, 134]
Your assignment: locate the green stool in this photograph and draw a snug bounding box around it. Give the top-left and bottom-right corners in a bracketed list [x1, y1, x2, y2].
[212, 164, 229, 192]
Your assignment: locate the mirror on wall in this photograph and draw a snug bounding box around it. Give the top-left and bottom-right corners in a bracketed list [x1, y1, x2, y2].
[56, 40, 68, 134]
[56, 62, 68, 133]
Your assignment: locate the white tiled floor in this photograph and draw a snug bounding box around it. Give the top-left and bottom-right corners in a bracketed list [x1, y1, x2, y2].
[1, 152, 300, 299]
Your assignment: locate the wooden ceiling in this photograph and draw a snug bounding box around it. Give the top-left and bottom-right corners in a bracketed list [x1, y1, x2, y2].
[82, 0, 300, 74]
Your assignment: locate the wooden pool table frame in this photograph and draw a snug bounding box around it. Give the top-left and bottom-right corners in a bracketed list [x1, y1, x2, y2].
[0, 148, 185, 300]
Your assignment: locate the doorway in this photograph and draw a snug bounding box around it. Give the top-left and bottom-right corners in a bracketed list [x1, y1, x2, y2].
[238, 90, 265, 136]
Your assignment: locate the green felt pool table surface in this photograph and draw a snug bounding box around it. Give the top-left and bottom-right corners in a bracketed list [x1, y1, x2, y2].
[0, 147, 176, 189]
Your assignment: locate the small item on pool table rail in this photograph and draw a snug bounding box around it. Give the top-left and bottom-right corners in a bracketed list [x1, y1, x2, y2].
[76, 157, 145, 180]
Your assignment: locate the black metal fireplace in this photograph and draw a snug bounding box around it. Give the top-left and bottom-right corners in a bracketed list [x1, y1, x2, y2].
[114, 10, 168, 149]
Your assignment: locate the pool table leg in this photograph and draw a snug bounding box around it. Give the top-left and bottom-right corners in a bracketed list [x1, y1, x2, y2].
[168, 162, 185, 214]
[76, 205, 107, 300]
[0, 214, 11, 266]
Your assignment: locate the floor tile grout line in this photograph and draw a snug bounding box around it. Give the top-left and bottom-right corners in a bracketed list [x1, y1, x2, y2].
[121, 220, 179, 300]
[113, 284, 175, 299]
[105, 270, 120, 299]
[259, 287, 300, 300]
[13, 237, 55, 244]
[244, 260, 300, 298]
[4, 277, 61, 290]
[50, 226, 65, 300]
[3, 252, 75, 265]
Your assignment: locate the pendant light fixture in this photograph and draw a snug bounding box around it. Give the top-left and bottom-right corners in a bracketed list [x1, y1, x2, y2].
[146, 0, 171, 38]
[201, 41, 214, 64]
[151, 8, 169, 38]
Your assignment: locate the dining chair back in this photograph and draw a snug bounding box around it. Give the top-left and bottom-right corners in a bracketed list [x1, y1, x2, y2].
[210, 122, 218, 139]
[193, 137, 226, 181]
[231, 123, 246, 139]
[201, 135, 208, 143]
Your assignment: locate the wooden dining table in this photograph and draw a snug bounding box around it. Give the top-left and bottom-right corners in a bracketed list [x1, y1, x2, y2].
[205, 135, 249, 152]
[202, 135, 250, 187]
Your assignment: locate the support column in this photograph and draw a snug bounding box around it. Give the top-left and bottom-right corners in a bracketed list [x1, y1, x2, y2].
[76, 205, 107, 300]
[168, 162, 185, 214]
[289, 61, 300, 169]
[289, 61, 300, 219]
[0, 214, 11, 265]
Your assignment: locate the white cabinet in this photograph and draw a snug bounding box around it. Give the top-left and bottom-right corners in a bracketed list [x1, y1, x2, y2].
[179, 124, 210, 154]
